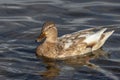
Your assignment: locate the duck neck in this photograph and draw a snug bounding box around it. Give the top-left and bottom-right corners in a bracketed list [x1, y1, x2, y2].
[45, 34, 58, 43]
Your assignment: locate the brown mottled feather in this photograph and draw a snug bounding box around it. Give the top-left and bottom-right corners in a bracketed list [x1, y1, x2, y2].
[36, 21, 114, 59]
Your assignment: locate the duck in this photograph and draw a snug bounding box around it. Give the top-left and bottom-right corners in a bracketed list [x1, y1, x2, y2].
[36, 21, 114, 59]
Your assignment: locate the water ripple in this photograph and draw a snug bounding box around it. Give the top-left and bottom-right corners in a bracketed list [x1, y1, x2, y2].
[0, 0, 120, 80]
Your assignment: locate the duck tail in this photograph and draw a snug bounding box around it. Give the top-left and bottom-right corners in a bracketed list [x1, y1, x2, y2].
[92, 30, 114, 51]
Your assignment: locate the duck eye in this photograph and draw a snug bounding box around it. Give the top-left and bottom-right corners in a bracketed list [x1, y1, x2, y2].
[48, 26, 52, 29]
[47, 24, 54, 30]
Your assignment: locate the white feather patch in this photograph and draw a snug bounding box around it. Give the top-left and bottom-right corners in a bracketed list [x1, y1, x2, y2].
[64, 40, 73, 49]
[83, 28, 107, 44]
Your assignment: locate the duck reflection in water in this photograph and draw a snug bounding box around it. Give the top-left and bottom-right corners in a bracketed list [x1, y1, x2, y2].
[36, 48, 110, 79]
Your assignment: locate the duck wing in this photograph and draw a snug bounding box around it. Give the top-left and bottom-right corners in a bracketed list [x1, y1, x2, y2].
[58, 27, 114, 51]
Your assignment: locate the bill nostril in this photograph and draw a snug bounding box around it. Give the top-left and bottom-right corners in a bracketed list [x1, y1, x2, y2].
[35, 39, 39, 42]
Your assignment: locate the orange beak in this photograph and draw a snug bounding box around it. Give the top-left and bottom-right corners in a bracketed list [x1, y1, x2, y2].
[36, 32, 46, 42]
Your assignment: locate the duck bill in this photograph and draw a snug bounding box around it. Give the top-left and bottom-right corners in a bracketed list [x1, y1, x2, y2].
[36, 32, 46, 42]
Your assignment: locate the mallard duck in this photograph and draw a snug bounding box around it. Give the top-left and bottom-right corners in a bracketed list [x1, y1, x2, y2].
[36, 21, 114, 59]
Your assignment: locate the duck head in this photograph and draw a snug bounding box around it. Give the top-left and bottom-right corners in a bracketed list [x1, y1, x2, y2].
[36, 21, 58, 43]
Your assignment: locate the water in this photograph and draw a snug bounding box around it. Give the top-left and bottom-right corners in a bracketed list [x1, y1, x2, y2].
[0, 0, 120, 80]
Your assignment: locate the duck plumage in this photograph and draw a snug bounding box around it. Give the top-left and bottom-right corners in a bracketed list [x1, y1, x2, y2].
[36, 21, 114, 59]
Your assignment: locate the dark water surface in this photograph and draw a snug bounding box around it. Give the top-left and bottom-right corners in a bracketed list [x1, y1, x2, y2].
[0, 0, 120, 80]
